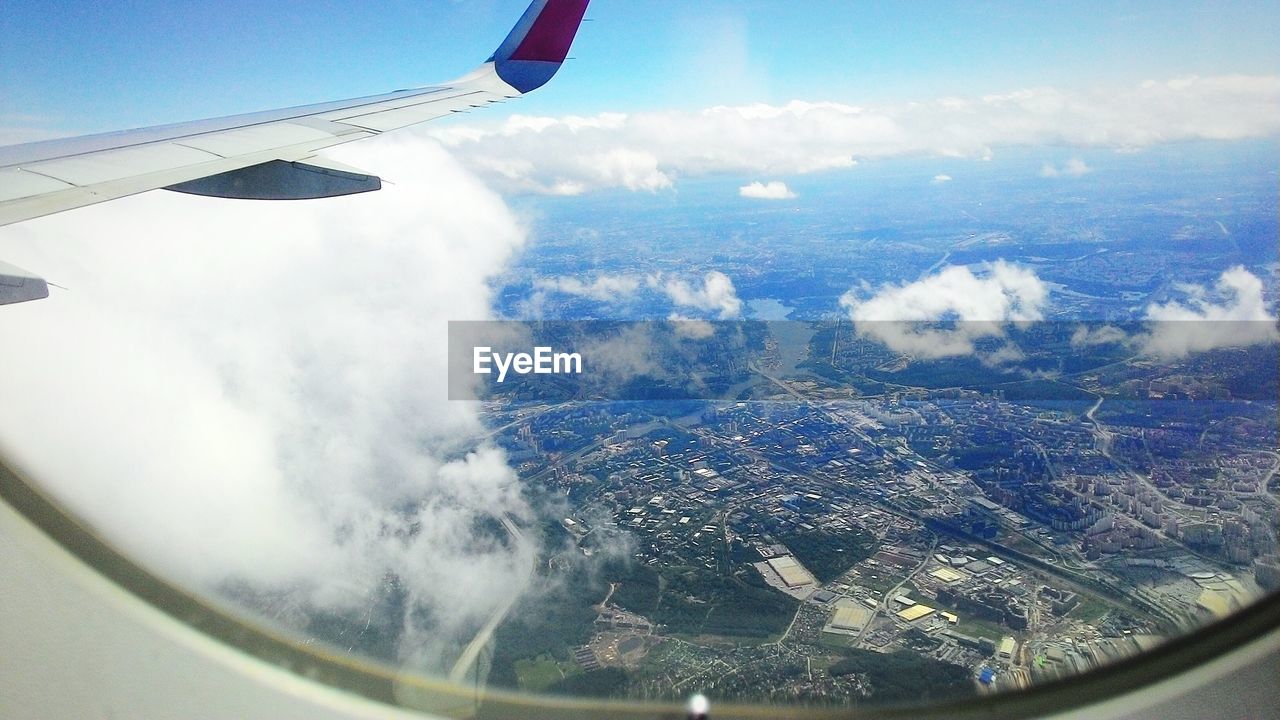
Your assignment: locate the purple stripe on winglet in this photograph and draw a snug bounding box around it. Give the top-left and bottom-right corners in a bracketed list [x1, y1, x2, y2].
[510, 0, 590, 63]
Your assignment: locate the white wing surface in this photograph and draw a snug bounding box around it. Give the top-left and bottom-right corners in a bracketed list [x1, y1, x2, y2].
[0, 0, 590, 293]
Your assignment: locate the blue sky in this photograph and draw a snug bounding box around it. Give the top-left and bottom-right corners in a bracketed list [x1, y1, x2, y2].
[2, 1, 1278, 138]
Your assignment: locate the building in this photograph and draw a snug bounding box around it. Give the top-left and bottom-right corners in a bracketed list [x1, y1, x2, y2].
[767, 555, 816, 588]
[829, 605, 874, 632]
[930, 566, 966, 584]
[998, 636, 1018, 660]
[897, 604, 936, 622]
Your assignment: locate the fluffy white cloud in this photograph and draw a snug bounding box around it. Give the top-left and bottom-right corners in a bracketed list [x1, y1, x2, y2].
[526, 271, 744, 320]
[0, 136, 537, 667]
[981, 342, 1027, 367]
[1070, 324, 1130, 348]
[932, 174, 953, 183]
[1141, 266, 1278, 358]
[660, 271, 743, 319]
[739, 180, 797, 200]
[840, 262, 1049, 358]
[667, 314, 717, 340]
[430, 75, 1280, 194]
[574, 323, 662, 379]
[1040, 157, 1092, 178]
[534, 274, 642, 301]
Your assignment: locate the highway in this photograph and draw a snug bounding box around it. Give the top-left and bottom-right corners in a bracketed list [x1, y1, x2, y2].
[447, 514, 533, 684]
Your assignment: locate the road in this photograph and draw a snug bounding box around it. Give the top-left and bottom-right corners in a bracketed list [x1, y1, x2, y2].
[447, 514, 533, 684]
[853, 534, 938, 649]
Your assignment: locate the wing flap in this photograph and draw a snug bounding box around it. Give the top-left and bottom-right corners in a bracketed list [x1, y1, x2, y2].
[175, 123, 337, 158]
[24, 143, 223, 187]
[0, 169, 76, 203]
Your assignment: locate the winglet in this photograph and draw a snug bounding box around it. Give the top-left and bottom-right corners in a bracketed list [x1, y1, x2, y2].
[489, 0, 590, 94]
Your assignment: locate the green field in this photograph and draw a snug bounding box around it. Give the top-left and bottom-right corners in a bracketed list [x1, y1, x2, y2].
[923, 600, 1011, 643]
[855, 569, 907, 593]
[514, 654, 581, 693]
[1068, 595, 1112, 622]
[950, 614, 1011, 643]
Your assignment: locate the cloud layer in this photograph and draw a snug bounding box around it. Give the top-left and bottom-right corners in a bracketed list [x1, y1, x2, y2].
[0, 136, 536, 666]
[431, 75, 1280, 195]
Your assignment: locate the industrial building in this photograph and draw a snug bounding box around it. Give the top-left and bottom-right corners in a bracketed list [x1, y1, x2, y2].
[998, 636, 1018, 659]
[766, 555, 816, 588]
[897, 604, 937, 622]
[930, 566, 966, 584]
[828, 605, 874, 633]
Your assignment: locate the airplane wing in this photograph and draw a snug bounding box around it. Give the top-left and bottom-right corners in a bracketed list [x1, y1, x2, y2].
[0, 0, 589, 303]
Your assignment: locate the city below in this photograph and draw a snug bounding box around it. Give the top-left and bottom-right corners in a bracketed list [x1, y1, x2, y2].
[241, 141, 1277, 707]
[475, 323, 1276, 704]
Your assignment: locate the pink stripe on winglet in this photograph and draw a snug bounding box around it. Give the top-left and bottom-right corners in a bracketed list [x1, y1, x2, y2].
[510, 0, 590, 63]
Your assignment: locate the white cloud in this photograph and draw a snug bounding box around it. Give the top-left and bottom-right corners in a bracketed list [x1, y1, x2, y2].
[932, 174, 953, 183]
[529, 271, 744, 320]
[739, 180, 796, 200]
[1064, 158, 1092, 176]
[584, 148, 674, 192]
[1040, 157, 1092, 178]
[534, 274, 642, 301]
[574, 324, 662, 380]
[840, 262, 1049, 358]
[981, 342, 1027, 367]
[667, 314, 717, 340]
[0, 136, 537, 666]
[1140, 266, 1278, 358]
[1071, 324, 1130, 348]
[659, 270, 743, 319]
[431, 75, 1280, 194]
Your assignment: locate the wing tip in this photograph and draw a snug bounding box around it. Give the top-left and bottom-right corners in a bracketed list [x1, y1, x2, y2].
[489, 0, 590, 94]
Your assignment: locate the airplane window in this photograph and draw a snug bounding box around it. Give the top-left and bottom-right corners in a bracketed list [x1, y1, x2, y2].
[0, 0, 1277, 716]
